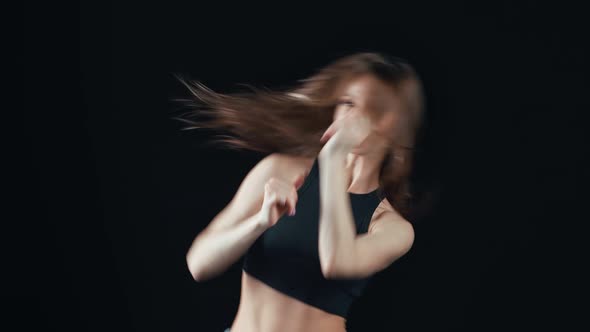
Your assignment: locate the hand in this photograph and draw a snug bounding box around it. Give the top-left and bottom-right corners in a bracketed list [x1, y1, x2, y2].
[258, 175, 304, 229]
[319, 111, 373, 154]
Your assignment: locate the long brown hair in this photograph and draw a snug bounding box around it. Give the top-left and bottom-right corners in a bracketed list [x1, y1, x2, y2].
[173, 52, 430, 222]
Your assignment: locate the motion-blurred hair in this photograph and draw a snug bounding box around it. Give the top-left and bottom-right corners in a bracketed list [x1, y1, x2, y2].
[173, 52, 439, 223]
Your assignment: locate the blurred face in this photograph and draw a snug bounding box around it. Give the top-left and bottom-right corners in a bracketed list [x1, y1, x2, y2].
[333, 74, 404, 155]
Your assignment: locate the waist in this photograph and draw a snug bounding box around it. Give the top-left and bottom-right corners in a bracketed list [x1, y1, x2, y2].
[231, 270, 346, 332]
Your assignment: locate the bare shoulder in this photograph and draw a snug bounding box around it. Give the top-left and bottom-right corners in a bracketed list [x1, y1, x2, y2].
[269, 152, 316, 179]
[258, 153, 296, 172]
[271, 152, 315, 168]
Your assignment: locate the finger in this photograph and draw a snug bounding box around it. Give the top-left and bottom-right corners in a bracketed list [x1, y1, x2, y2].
[321, 122, 339, 142]
[321, 128, 337, 143]
[271, 191, 285, 205]
[275, 194, 285, 205]
[268, 192, 279, 206]
[280, 196, 292, 215]
[320, 128, 331, 142]
[287, 191, 298, 215]
[281, 196, 291, 212]
[294, 173, 305, 190]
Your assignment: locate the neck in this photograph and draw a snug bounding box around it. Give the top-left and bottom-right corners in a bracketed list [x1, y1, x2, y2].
[345, 151, 386, 194]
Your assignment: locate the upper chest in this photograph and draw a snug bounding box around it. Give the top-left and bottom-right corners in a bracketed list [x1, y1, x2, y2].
[279, 154, 393, 232]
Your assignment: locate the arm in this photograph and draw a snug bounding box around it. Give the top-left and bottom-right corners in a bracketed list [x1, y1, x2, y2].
[186, 211, 267, 282]
[317, 149, 414, 279]
[186, 154, 281, 282]
[317, 151, 358, 278]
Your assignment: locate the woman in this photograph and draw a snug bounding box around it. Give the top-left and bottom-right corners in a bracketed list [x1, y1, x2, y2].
[178, 52, 428, 332]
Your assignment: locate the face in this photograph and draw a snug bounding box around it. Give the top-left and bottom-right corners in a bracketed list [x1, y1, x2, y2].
[333, 74, 404, 155]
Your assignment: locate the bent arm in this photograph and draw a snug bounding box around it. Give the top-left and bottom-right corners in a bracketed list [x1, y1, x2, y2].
[186, 211, 267, 282]
[185, 153, 283, 282]
[317, 150, 357, 278]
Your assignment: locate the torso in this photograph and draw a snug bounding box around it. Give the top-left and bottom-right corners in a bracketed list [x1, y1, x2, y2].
[230, 154, 393, 332]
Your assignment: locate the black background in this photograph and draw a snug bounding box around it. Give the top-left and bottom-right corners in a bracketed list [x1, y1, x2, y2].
[21, 2, 587, 331]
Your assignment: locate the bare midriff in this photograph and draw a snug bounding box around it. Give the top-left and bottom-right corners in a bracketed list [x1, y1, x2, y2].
[229, 270, 347, 332]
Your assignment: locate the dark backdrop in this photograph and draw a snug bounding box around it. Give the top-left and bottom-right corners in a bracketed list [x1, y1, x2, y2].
[21, 2, 587, 332]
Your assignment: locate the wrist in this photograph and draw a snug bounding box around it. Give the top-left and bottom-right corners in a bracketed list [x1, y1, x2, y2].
[250, 211, 269, 232]
[319, 144, 349, 161]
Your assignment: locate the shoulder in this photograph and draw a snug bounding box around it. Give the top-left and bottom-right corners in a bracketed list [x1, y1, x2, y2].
[267, 153, 315, 168]
[270, 153, 316, 174]
[257, 153, 300, 174]
[285, 153, 316, 168]
[265, 152, 316, 182]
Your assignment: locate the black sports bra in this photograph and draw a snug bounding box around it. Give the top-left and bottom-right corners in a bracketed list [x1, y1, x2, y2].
[242, 157, 381, 318]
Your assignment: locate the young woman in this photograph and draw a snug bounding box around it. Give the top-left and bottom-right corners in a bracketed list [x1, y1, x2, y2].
[178, 52, 428, 332]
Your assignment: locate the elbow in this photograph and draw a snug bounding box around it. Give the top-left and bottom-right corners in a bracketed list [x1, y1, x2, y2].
[320, 251, 351, 279]
[323, 265, 364, 280]
[188, 262, 209, 282]
[322, 265, 348, 280]
[320, 252, 347, 279]
[188, 265, 204, 282]
[186, 239, 212, 282]
[191, 271, 208, 283]
[321, 260, 339, 279]
[322, 257, 361, 279]
[186, 252, 208, 282]
[186, 256, 200, 281]
[322, 269, 335, 280]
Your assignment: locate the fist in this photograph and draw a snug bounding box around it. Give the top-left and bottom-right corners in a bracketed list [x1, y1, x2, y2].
[320, 111, 373, 153]
[258, 175, 303, 229]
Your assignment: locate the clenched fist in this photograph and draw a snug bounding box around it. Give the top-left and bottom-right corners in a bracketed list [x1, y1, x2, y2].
[258, 174, 304, 229]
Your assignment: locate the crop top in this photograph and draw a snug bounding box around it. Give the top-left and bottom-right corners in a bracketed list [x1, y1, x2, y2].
[242, 157, 382, 318]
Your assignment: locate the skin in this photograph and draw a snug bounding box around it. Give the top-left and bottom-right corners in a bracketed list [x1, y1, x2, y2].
[328, 73, 405, 194]
[230, 74, 414, 332]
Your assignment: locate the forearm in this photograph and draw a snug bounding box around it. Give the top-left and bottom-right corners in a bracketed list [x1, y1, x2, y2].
[317, 150, 357, 275]
[186, 212, 267, 281]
